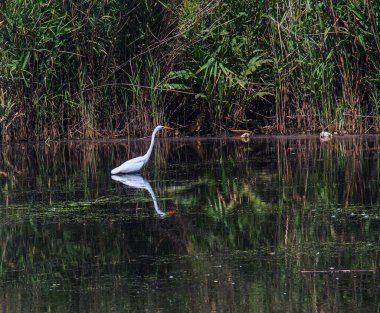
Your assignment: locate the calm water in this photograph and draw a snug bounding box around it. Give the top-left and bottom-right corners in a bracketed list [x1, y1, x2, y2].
[1, 136, 380, 312]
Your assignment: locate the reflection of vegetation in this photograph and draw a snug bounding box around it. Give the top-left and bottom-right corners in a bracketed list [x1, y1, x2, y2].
[0, 137, 380, 312]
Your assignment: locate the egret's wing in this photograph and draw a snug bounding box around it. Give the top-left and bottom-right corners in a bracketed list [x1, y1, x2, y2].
[111, 156, 145, 174]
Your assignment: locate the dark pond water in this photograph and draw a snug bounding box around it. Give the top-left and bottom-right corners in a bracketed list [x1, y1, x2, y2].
[1, 135, 380, 312]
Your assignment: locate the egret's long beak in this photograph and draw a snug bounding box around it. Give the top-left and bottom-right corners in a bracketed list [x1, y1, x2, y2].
[164, 126, 175, 131]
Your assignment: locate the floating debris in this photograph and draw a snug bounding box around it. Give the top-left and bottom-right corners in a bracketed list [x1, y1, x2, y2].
[240, 132, 251, 142]
[320, 131, 333, 138]
[320, 131, 333, 141]
[229, 129, 253, 142]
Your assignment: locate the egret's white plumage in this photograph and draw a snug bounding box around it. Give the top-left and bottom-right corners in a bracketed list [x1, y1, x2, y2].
[111, 125, 172, 175]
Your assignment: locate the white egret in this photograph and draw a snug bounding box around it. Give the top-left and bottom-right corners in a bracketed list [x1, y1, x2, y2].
[111, 125, 173, 175]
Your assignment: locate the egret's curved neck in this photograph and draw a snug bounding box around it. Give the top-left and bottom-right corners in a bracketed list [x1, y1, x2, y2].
[143, 126, 162, 161]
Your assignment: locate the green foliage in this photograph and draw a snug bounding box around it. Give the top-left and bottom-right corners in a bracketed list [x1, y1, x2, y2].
[0, 0, 121, 139]
[267, 0, 380, 132]
[0, 0, 176, 140]
[172, 1, 273, 126]
[0, 0, 379, 139]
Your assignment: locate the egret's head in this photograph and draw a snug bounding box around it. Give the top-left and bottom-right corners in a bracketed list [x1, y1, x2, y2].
[156, 125, 174, 131]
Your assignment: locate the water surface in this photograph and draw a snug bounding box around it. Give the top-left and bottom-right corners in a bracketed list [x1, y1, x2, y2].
[1, 136, 380, 312]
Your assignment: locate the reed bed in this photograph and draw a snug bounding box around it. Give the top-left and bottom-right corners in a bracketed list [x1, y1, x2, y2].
[0, 0, 379, 140]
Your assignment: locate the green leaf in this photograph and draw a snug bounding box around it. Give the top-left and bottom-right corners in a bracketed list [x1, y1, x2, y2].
[195, 93, 207, 100]
[166, 70, 194, 80]
[22, 51, 30, 70]
[196, 57, 215, 74]
[219, 63, 232, 76]
[358, 34, 365, 49]
[217, 78, 225, 100]
[160, 83, 191, 90]
[254, 91, 273, 98]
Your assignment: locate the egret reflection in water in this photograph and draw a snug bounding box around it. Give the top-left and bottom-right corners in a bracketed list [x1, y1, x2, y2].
[111, 174, 166, 217]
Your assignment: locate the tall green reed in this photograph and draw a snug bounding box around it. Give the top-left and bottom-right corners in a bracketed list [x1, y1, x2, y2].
[267, 0, 380, 133]
[0, 0, 176, 140]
